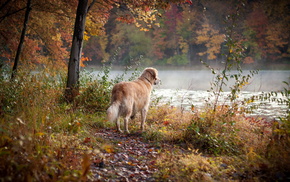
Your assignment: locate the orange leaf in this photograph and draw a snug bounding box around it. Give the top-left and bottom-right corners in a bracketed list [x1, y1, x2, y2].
[83, 137, 91, 143]
[163, 121, 170, 125]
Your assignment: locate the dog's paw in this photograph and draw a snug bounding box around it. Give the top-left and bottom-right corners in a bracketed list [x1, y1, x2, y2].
[125, 130, 130, 134]
[117, 129, 123, 133]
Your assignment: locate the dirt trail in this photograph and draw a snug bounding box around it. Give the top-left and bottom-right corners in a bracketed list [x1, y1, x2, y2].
[91, 129, 160, 181]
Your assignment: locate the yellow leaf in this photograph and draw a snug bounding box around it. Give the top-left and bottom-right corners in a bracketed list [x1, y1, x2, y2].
[102, 144, 114, 153]
[84, 34, 90, 41]
[135, 22, 141, 27]
[140, 27, 149, 32]
[35, 132, 45, 136]
[127, 161, 136, 166]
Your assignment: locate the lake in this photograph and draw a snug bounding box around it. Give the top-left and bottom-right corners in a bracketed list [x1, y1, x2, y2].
[93, 69, 290, 120]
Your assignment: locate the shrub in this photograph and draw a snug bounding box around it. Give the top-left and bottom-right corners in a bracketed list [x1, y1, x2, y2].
[144, 105, 192, 143]
[77, 79, 111, 113]
[185, 107, 239, 155]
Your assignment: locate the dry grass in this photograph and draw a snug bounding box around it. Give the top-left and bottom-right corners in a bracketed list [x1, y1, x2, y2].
[142, 104, 290, 181]
[143, 105, 192, 142]
[0, 69, 110, 181]
[155, 149, 240, 181]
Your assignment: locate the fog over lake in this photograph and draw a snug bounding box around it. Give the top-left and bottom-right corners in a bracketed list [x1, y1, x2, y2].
[156, 70, 290, 91]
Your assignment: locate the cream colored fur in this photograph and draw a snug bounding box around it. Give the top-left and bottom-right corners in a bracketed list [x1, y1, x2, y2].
[107, 67, 160, 133]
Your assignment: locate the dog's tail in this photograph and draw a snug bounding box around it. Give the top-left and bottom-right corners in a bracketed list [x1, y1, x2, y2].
[107, 102, 120, 123]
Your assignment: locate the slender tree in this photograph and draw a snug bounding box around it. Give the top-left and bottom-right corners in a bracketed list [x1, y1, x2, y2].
[65, 0, 95, 102]
[11, 0, 32, 80]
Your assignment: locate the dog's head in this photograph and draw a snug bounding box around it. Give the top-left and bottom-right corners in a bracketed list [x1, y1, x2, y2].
[141, 67, 161, 85]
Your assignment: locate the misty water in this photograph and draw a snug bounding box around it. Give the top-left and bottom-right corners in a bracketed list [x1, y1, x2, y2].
[94, 69, 290, 120]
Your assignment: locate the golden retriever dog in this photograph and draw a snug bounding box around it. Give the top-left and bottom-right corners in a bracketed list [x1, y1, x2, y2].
[107, 67, 160, 133]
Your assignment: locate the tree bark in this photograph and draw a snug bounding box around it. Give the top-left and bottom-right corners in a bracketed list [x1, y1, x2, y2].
[65, 0, 89, 102]
[11, 0, 31, 80]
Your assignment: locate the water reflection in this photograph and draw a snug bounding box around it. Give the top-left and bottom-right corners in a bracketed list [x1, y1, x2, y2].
[152, 70, 289, 120]
[152, 89, 288, 121]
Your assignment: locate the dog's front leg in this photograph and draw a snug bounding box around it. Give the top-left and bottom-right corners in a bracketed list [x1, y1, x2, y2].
[116, 118, 123, 133]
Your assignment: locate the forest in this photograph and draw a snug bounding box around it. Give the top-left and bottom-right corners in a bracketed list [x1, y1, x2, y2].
[1, 0, 290, 69]
[0, 0, 290, 181]
[88, 0, 290, 68]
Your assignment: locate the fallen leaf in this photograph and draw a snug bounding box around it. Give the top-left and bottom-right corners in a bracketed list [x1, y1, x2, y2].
[83, 137, 91, 143]
[103, 144, 114, 153]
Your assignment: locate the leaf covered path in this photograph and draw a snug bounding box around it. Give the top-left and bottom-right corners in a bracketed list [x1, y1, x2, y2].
[91, 129, 161, 181]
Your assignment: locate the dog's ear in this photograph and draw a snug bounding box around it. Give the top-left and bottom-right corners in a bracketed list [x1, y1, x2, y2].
[145, 68, 161, 85]
[141, 67, 160, 85]
[147, 70, 154, 79]
[145, 68, 157, 78]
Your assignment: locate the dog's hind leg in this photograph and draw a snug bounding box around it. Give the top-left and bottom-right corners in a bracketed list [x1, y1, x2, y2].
[124, 116, 130, 134]
[140, 108, 148, 131]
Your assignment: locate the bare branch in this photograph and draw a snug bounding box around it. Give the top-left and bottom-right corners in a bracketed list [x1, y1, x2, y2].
[87, 0, 96, 12]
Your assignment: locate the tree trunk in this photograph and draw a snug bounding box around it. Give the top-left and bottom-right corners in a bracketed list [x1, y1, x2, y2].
[11, 0, 31, 80]
[65, 0, 89, 102]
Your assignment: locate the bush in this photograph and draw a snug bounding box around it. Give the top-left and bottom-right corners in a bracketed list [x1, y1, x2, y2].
[77, 79, 111, 113]
[184, 107, 240, 155]
[144, 105, 192, 143]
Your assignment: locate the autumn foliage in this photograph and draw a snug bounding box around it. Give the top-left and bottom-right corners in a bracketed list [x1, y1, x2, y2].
[1, 0, 289, 70]
[85, 0, 289, 67]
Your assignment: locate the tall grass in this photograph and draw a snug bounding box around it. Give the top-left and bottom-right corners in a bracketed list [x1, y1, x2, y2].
[0, 67, 110, 181]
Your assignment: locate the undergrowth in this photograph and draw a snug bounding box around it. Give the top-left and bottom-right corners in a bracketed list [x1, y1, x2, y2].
[1, 64, 289, 181]
[0, 66, 111, 181]
[144, 103, 289, 181]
